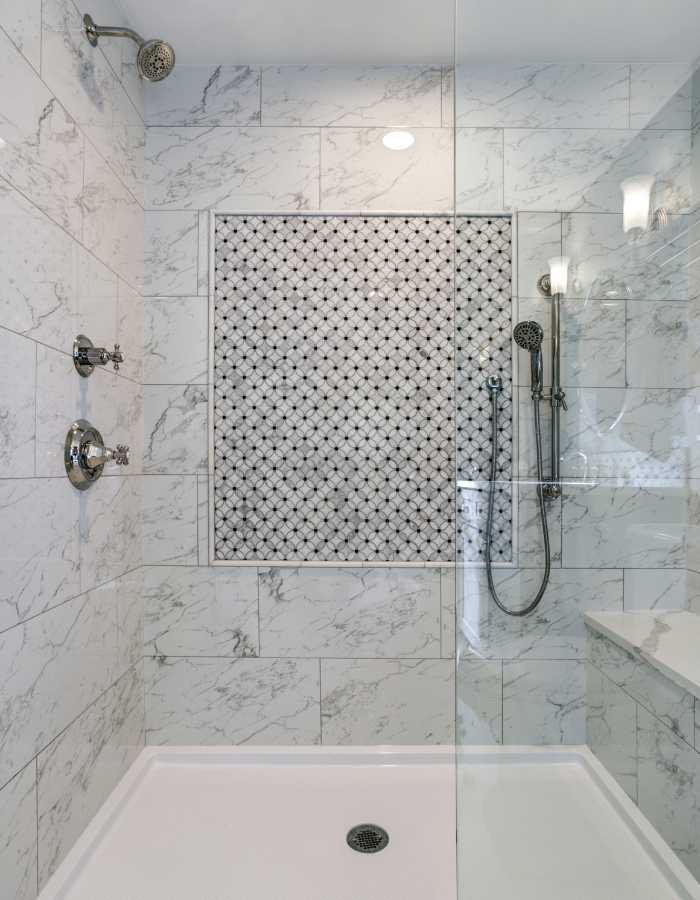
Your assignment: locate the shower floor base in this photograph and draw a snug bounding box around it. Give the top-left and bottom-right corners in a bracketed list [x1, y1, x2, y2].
[38, 746, 699, 900]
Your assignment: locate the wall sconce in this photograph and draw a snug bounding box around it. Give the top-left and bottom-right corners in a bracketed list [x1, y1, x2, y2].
[620, 175, 667, 233]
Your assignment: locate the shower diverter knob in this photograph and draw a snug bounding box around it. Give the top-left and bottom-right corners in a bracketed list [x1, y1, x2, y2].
[65, 419, 130, 490]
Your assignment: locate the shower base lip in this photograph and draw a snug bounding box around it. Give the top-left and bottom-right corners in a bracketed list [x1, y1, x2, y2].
[38, 745, 699, 900]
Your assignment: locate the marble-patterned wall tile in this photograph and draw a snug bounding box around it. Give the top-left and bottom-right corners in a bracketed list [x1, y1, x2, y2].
[143, 384, 208, 474]
[146, 65, 260, 126]
[561, 388, 693, 480]
[0, 761, 37, 900]
[0, 477, 79, 632]
[515, 212, 561, 299]
[455, 128, 503, 212]
[516, 482, 562, 568]
[321, 128, 452, 211]
[457, 658, 502, 744]
[197, 210, 210, 296]
[441, 67, 454, 128]
[0, 328, 36, 476]
[143, 566, 258, 657]
[37, 664, 143, 888]
[82, 0, 144, 119]
[146, 126, 320, 211]
[81, 143, 144, 290]
[143, 211, 198, 296]
[586, 662, 638, 801]
[146, 656, 320, 745]
[630, 64, 693, 130]
[587, 630, 694, 744]
[504, 128, 691, 214]
[0, 179, 119, 352]
[144, 298, 208, 384]
[564, 212, 690, 303]
[624, 569, 690, 611]
[320, 659, 454, 745]
[115, 568, 144, 673]
[0, 586, 120, 785]
[0, 28, 84, 238]
[562, 482, 687, 569]
[142, 475, 198, 565]
[637, 706, 700, 880]
[196, 474, 210, 566]
[2, 0, 41, 71]
[41, 0, 143, 201]
[440, 567, 456, 658]
[262, 66, 442, 127]
[627, 302, 689, 389]
[116, 278, 144, 384]
[502, 659, 585, 744]
[79, 474, 142, 595]
[258, 567, 441, 658]
[456, 64, 629, 129]
[461, 568, 622, 660]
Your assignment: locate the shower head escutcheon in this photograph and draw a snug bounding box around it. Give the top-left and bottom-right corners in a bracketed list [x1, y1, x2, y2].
[83, 13, 176, 81]
[513, 320, 544, 396]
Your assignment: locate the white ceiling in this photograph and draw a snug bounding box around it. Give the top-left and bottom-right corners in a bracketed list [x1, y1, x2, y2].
[117, 0, 700, 66]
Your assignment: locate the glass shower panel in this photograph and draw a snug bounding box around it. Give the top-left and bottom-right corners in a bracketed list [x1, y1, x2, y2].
[453, 5, 700, 892]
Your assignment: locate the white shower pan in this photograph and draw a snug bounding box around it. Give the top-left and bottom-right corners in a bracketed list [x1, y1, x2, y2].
[38, 745, 699, 900]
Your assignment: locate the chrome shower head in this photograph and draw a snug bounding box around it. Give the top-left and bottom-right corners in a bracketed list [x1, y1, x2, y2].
[513, 320, 544, 352]
[83, 14, 176, 81]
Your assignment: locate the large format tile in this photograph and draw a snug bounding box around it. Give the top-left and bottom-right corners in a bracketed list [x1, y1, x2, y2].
[144, 298, 208, 384]
[455, 64, 629, 129]
[145, 656, 320, 745]
[320, 659, 454, 745]
[627, 302, 689, 389]
[259, 567, 441, 658]
[142, 475, 198, 565]
[321, 128, 452, 211]
[504, 128, 691, 214]
[0, 329, 35, 476]
[262, 65, 442, 127]
[0, 587, 120, 785]
[637, 706, 700, 880]
[562, 482, 687, 569]
[457, 658, 502, 744]
[0, 478, 80, 632]
[586, 662, 638, 801]
[561, 388, 693, 480]
[145, 65, 261, 126]
[0, 28, 83, 238]
[146, 126, 320, 211]
[502, 659, 585, 744]
[455, 128, 503, 212]
[0, 761, 37, 900]
[0, 179, 118, 351]
[143, 384, 208, 474]
[460, 568, 622, 660]
[143, 211, 198, 296]
[624, 569, 691, 611]
[630, 64, 693, 130]
[37, 664, 143, 888]
[143, 566, 258, 657]
[2, 0, 41, 71]
[587, 629, 695, 744]
[514, 211, 561, 299]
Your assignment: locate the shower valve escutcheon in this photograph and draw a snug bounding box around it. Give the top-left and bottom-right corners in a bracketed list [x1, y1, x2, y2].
[73, 334, 124, 376]
[65, 420, 129, 490]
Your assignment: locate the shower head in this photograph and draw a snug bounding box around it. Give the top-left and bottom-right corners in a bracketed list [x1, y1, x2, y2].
[83, 14, 176, 82]
[513, 320, 544, 353]
[513, 320, 544, 396]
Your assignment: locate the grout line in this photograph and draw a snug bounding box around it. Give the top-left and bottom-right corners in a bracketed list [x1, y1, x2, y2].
[318, 658, 323, 745]
[35, 755, 40, 894]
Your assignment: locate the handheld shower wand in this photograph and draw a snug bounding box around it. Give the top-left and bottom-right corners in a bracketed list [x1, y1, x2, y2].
[483, 320, 551, 617]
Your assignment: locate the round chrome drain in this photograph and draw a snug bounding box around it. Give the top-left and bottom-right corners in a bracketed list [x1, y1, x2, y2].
[346, 824, 389, 854]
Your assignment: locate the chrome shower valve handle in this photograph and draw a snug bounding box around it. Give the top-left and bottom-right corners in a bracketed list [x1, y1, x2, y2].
[73, 334, 125, 376]
[65, 420, 130, 490]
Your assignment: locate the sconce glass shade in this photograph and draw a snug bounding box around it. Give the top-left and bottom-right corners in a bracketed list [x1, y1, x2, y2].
[621, 175, 655, 232]
[548, 256, 570, 295]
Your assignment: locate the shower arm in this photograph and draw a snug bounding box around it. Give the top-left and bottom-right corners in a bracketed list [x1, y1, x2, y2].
[84, 16, 144, 48]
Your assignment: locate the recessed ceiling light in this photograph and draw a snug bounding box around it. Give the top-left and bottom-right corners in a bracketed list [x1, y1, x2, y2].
[382, 131, 415, 151]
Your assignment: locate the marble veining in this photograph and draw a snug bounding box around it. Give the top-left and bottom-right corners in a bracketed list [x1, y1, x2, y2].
[1, 0, 41, 72]
[144, 298, 208, 385]
[586, 662, 638, 801]
[0, 761, 37, 900]
[142, 475, 198, 566]
[145, 65, 261, 126]
[143, 212, 198, 297]
[258, 567, 441, 658]
[146, 656, 321, 745]
[502, 659, 585, 744]
[457, 659, 502, 745]
[144, 384, 208, 474]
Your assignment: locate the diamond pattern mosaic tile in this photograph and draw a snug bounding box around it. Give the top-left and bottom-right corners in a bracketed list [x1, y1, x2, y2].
[212, 214, 512, 563]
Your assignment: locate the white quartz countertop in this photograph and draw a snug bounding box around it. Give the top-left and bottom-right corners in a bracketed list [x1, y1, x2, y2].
[585, 610, 700, 701]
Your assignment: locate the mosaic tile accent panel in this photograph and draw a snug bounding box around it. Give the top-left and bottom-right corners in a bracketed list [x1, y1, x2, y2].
[212, 214, 512, 563]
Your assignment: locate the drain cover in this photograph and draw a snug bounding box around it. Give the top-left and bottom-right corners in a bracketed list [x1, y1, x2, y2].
[346, 824, 389, 854]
